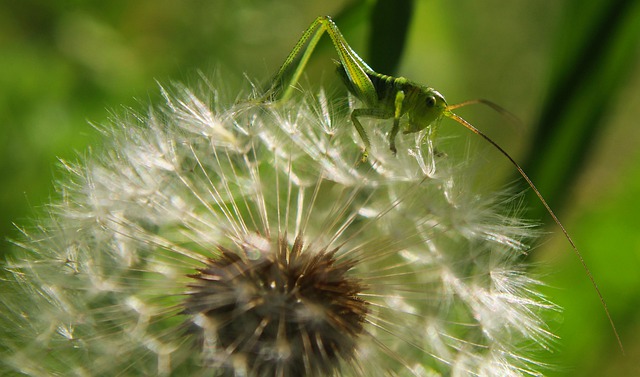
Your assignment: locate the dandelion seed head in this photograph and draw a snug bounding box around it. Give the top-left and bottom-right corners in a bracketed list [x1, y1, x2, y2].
[184, 237, 367, 376]
[2, 74, 556, 376]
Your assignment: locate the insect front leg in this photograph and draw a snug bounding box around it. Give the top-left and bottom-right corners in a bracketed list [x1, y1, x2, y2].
[351, 107, 393, 161]
[389, 89, 406, 155]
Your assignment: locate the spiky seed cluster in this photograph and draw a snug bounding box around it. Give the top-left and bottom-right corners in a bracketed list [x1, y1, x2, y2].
[1, 76, 555, 376]
[184, 237, 366, 376]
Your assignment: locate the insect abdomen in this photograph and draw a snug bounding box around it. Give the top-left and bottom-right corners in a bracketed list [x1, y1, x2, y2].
[367, 71, 404, 106]
[335, 63, 400, 110]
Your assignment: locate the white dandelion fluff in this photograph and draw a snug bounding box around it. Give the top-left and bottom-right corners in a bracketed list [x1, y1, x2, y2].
[2, 75, 554, 376]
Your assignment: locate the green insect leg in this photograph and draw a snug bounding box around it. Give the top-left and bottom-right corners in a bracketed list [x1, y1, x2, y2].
[351, 107, 394, 160]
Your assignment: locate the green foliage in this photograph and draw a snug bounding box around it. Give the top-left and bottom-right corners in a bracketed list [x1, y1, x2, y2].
[517, 1, 640, 374]
[368, 0, 414, 74]
[524, 0, 640, 217]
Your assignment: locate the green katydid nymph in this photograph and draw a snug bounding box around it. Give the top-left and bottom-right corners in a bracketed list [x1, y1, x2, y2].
[259, 15, 624, 352]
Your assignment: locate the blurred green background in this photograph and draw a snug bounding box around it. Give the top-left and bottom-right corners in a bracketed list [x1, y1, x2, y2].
[1, 0, 639, 375]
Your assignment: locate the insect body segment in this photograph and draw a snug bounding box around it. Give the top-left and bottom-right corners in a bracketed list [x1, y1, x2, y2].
[336, 63, 448, 156]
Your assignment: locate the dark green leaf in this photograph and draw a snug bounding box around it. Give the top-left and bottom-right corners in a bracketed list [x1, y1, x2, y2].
[367, 0, 415, 75]
[523, 0, 640, 219]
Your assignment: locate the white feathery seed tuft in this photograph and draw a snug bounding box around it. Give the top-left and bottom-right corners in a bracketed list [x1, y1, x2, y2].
[2, 75, 555, 376]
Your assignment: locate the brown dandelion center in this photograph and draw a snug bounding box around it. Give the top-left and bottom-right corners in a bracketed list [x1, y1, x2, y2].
[183, 236, 368, 377]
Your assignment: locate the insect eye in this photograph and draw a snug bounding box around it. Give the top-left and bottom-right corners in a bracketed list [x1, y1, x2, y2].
[426, 95, 436, 107]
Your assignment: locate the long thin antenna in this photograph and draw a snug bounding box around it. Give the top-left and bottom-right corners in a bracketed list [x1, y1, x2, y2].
[447, 99, 522, 127]
[446, 110, 624, 354]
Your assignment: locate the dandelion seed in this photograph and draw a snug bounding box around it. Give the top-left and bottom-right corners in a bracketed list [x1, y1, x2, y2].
[2, 76, 555, 376]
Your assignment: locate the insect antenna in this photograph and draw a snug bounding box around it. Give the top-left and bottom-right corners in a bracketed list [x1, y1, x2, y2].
[444, 109, 625, 354]
[447, 99, 522, 127]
